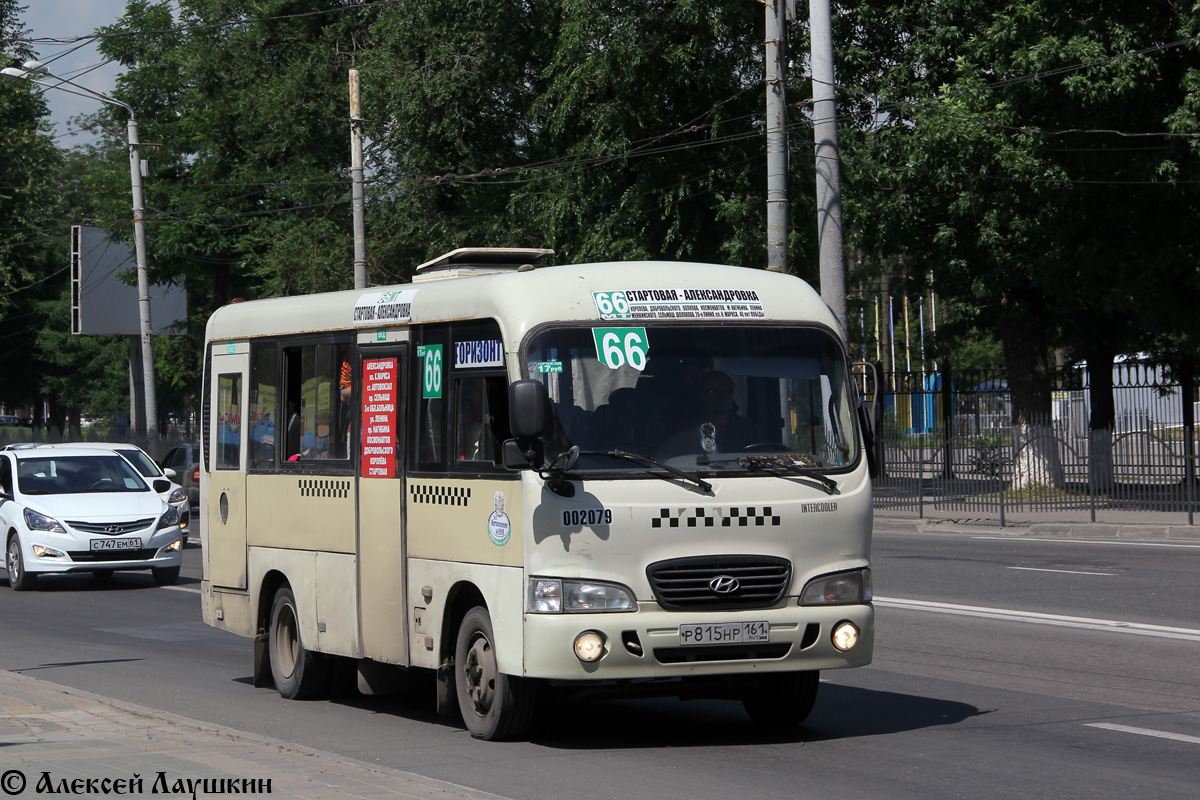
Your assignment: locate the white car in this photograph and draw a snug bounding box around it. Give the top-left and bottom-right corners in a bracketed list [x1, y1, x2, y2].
[45, 442, 191, 539]
[0, 445, 184, 589]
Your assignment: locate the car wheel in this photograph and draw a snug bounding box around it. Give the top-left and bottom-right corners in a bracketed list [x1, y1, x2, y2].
[6, 536, 36, 591]
[268, 585, 329, 699]
[742, 670, 820, 728]
[454, 606, 536, 740]
[152, 565, 180, 586]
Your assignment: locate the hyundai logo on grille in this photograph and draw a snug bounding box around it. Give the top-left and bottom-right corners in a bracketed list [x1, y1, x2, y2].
[104, 525, 123, 534]
[709, 575, 739, 594]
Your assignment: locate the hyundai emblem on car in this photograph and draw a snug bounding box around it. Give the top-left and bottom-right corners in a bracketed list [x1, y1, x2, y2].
[709, 575, 739, 594]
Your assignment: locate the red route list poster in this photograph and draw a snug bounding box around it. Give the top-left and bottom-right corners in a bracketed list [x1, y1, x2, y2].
[361, 358, 398, 478]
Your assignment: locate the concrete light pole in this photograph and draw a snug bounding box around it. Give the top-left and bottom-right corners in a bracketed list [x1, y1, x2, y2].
[809, 0, 848, 339]
[349, 68, 367, 290]
[2, 62, 159, 438]
[764, 0, 789, 273]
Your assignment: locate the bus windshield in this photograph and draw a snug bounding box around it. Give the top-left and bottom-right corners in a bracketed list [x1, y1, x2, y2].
[525, 324, 857, 474]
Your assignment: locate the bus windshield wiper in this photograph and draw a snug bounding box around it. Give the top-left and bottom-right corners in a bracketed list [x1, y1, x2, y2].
[735, 455, 839, 493]
[579, 450, 712, 493]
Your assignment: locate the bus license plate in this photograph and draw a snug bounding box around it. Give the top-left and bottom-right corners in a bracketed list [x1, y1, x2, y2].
[90, 538, 141, 552]
[679, 621, 770, 645]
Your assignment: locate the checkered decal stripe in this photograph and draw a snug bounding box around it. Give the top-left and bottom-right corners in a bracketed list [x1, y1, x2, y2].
[410, 484, 472, 506]
[299, 479, 350, 499]
[651, 507, 781, 528]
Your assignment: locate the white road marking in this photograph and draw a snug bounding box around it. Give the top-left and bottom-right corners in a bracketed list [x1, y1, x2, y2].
[970, 536, 1200, 549]
[874, 597, 1200, 642]
[1007, 566, 1115, 576]
[1084, 723, 1200, 746]
[162, 585, 201, 594]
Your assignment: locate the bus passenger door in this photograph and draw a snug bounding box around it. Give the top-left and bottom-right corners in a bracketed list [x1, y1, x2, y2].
[356, 346, 408, 665]
[208, 347, 249, 590]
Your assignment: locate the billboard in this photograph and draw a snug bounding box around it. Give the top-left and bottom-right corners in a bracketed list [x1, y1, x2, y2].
[70, 225, 187, 335]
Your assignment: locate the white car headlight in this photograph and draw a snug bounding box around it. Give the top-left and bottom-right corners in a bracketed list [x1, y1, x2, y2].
[528, 577, 636, 613]
[168, 488, 187, 504]
[156, 506, 181, 529]
[800, 569, 872, 606]
[23, 508, 66, 533]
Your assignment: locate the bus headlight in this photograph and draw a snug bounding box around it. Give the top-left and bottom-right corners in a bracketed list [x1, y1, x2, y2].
[528, 578, 636, 613]
[800, 569, 872, 606]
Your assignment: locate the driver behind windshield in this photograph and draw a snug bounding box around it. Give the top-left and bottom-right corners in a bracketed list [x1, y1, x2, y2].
[658, 370, 762, 457]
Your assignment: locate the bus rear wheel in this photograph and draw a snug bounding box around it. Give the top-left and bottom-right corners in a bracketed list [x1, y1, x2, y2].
[454, 606, 535, 740]
[742, 670, 820, 727]
[269, 585, 329, 699]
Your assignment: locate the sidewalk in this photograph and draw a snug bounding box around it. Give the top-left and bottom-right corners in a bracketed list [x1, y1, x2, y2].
[875, 507, 1200, 541]
[0, 670, 505, 800]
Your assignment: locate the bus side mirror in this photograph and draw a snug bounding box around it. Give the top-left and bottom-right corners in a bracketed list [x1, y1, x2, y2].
[503, 380, 550, 470]
[509, 379, 550, 438]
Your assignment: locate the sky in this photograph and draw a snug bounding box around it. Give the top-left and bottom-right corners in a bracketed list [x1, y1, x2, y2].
[16, 0, 139, 147]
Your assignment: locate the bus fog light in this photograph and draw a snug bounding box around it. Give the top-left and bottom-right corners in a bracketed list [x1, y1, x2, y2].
[574, 630, 606, 662]
[831, 621, 859, 652]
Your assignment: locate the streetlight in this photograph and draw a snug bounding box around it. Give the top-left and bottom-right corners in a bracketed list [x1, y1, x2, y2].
[2, 60, 159, 438]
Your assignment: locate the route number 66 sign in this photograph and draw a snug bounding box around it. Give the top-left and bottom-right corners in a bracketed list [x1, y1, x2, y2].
[593, 327, 649, 371]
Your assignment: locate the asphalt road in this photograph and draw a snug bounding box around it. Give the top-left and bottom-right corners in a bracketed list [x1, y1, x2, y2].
[0, 520, 1197, 800]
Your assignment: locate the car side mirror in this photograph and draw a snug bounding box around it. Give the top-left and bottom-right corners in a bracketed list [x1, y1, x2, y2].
[162, 467, 178, 480]
[153, 478, 171, 494]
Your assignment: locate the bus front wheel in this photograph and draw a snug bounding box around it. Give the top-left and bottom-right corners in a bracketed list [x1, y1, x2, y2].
[269, 585, 329, 699]
[742, 670, 820, 727]
[454, 606, 535, 740]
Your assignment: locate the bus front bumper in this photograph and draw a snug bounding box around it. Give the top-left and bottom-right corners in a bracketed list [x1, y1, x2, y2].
[522, 601, 873, 681]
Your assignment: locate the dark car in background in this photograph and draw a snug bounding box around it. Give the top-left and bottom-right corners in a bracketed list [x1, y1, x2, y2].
[161, 443, 200, 506]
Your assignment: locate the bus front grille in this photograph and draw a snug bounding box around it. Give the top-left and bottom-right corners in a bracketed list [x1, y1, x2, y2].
[646, 555, 791, 610]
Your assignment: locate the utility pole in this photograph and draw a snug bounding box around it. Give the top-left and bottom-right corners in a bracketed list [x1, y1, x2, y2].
[764, 0, 789, 273]
[349, 68, 367, 290]
[810, 0, 847, 339]
[128, 116, 159, 438]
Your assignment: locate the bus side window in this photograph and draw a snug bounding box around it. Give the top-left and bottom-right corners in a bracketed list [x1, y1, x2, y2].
[276, 342, 353, 463]
[216, 374, 243, 469]
[249, 342, 279, 469]
[454, 375, 509, 464]
[413, 326, 450, 471]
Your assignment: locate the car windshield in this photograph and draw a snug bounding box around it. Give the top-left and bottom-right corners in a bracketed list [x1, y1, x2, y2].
[525, 324, 858, 475]
[16, 455, 151, 495]
[115, 448, 162, 478]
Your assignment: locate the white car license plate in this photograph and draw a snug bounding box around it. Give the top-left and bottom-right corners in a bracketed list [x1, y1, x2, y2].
[90, 538, 141, 552]
[679, 621, 770, 646]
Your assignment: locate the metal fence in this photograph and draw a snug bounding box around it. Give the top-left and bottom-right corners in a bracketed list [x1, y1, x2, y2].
[863, 361, 1200, 526]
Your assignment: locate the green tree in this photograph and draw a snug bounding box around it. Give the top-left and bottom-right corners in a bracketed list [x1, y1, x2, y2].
[840, 0, 1200, 487]
[1, 0, 73, 418]
[83, 0, 378, 423]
